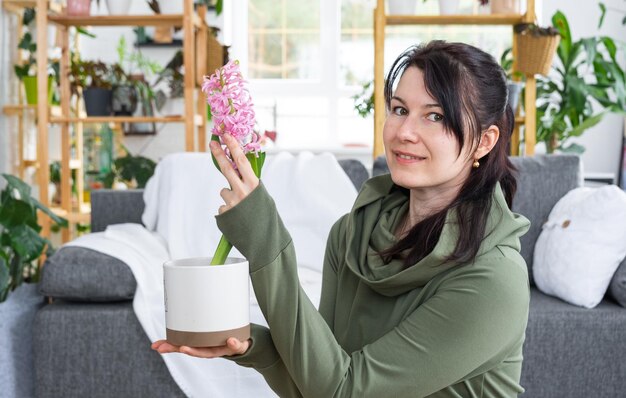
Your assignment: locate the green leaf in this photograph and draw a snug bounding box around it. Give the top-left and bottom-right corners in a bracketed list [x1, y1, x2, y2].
[14, 64, 30, 80]
[246, 152, 266, 179]
[560, 142, 586, 154]
[75, 26, 96, 38]
[22, 8, 36, 26]
[18, 32, 33, 51]
[569, 112, 606, 137]
[210, 134, 222, 173]
[552, 11, 571, 67]
[2, 173, 32, 202]
[0, 200, 37, 229]
[598, 3, 607, 29]
[10, 225, 46, 262]
[32, 197, 68, 227]
[581, 38, 597, 68]
[601, 37, 617, 64]
[215, 0, 223, 16]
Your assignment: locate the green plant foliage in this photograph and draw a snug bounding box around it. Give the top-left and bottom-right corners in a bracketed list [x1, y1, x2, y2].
[0, 174, 67, 302]
[536, 10, 626, 153]
[352, 81, 374, 119]
[101, 147, 157, 189]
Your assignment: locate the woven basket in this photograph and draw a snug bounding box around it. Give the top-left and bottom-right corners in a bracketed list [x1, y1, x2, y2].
[207, 34, 227, 76]
[514, 32, 560, 76]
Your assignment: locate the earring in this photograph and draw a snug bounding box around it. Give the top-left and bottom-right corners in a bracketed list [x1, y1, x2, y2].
[472, 159, 480, 169]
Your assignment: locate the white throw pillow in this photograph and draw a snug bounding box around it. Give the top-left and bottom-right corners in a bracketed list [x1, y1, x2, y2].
[533, 185, 626, 308]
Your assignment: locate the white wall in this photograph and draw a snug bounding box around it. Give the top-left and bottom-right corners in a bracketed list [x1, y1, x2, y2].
[539, 0, 626, 179]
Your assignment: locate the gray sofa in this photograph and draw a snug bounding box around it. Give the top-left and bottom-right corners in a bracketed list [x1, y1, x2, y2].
[33, 155, 626, 398]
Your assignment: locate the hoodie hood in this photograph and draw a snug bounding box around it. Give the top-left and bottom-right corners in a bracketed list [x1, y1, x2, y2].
[344, 174, 530, 297]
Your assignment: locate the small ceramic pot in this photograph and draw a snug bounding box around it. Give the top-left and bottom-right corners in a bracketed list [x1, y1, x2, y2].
[67, 0, 91, 16]
[163, 257, 250, 347]
[491, 0, 519, 14]
[106, 0, 132, 15]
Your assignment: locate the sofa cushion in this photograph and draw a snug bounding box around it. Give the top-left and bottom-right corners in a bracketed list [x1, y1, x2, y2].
[532, 185, 626, 308]
[509, 155, 583, 285]
[40, 247, 136, 301]
[521, 287, 626, 398]
[609, 257, 626, 308]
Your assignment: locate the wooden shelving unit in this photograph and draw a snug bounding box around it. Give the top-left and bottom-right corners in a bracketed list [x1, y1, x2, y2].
[22, 0, 211, 242]
[373, 0, 537, 158]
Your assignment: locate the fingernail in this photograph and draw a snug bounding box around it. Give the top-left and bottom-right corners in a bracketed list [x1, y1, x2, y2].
[210, 141, 218, 149]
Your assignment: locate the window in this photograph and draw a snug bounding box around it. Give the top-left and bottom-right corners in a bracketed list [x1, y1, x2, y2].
[228, 0, 515, 150]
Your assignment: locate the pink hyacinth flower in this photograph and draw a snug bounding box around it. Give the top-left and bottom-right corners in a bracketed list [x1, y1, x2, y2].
[201, 60, 258, 156]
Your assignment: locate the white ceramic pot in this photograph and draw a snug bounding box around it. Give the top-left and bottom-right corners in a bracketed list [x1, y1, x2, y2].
[387, 0, 417, 15]
[438, 0, 460, 15]
[106, 0, 132, 15]
[507, 81, 524, 113]
[491, 0, 519, 14]
[163, 257, 250, 347]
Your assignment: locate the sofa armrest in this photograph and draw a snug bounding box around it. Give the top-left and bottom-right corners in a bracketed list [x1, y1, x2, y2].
[91, 189, 145, 232]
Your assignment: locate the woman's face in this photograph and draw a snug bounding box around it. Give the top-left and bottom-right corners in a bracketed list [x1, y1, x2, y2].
[383, 67, 474, 195]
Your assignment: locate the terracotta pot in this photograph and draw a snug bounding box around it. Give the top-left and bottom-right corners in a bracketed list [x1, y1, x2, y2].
[67, 0, 91, 16]
[490, 0, 519, 14]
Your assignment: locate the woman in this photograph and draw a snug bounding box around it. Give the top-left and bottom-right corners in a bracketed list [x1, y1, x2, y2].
[153, 40, 531, 397]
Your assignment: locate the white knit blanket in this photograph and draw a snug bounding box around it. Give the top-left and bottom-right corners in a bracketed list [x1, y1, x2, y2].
[67, 151, 357, 397]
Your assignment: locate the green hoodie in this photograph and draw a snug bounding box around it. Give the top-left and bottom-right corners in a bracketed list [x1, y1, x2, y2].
[216, 174, 531, 398]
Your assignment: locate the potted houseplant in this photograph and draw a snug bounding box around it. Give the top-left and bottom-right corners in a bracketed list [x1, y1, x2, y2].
[513, 21, 561, 76]
[0, 173, 67, 397]
[14, 8, 55, 105]
[114, 36, 165, 130]
[153, 50, 185, 116]
[536, 10, 626, 153]
[163, 61, 264, 348]
[100, 145, 157, 189]
[71, 59, 114, 116]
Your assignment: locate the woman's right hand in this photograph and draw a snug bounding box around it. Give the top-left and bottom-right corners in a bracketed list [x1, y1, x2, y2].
[151, 338, 250, 358]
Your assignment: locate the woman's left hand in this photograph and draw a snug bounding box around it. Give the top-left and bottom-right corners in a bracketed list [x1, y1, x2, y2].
[151, 338, 250, 358]
[210, 133, 259, 215]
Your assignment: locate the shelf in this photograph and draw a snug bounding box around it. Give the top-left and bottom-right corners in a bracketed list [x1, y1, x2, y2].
[386, 14, 524, 26]
[3, 0, 61, 14]
[49, 115, 186, 124]
[3, 104, 62, 116]
[51, 205, 91, 224]
[3, 104, 36, 115]
[135, 39, 183, 48]
[48, 14, 186, 27]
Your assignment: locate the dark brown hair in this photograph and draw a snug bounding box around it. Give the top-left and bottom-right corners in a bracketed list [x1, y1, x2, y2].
[379, 40, 518, 267]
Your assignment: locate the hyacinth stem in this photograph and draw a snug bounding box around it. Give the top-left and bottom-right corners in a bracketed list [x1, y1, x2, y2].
[211, 235, 232, 265]
[210, 152, 266, 266]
